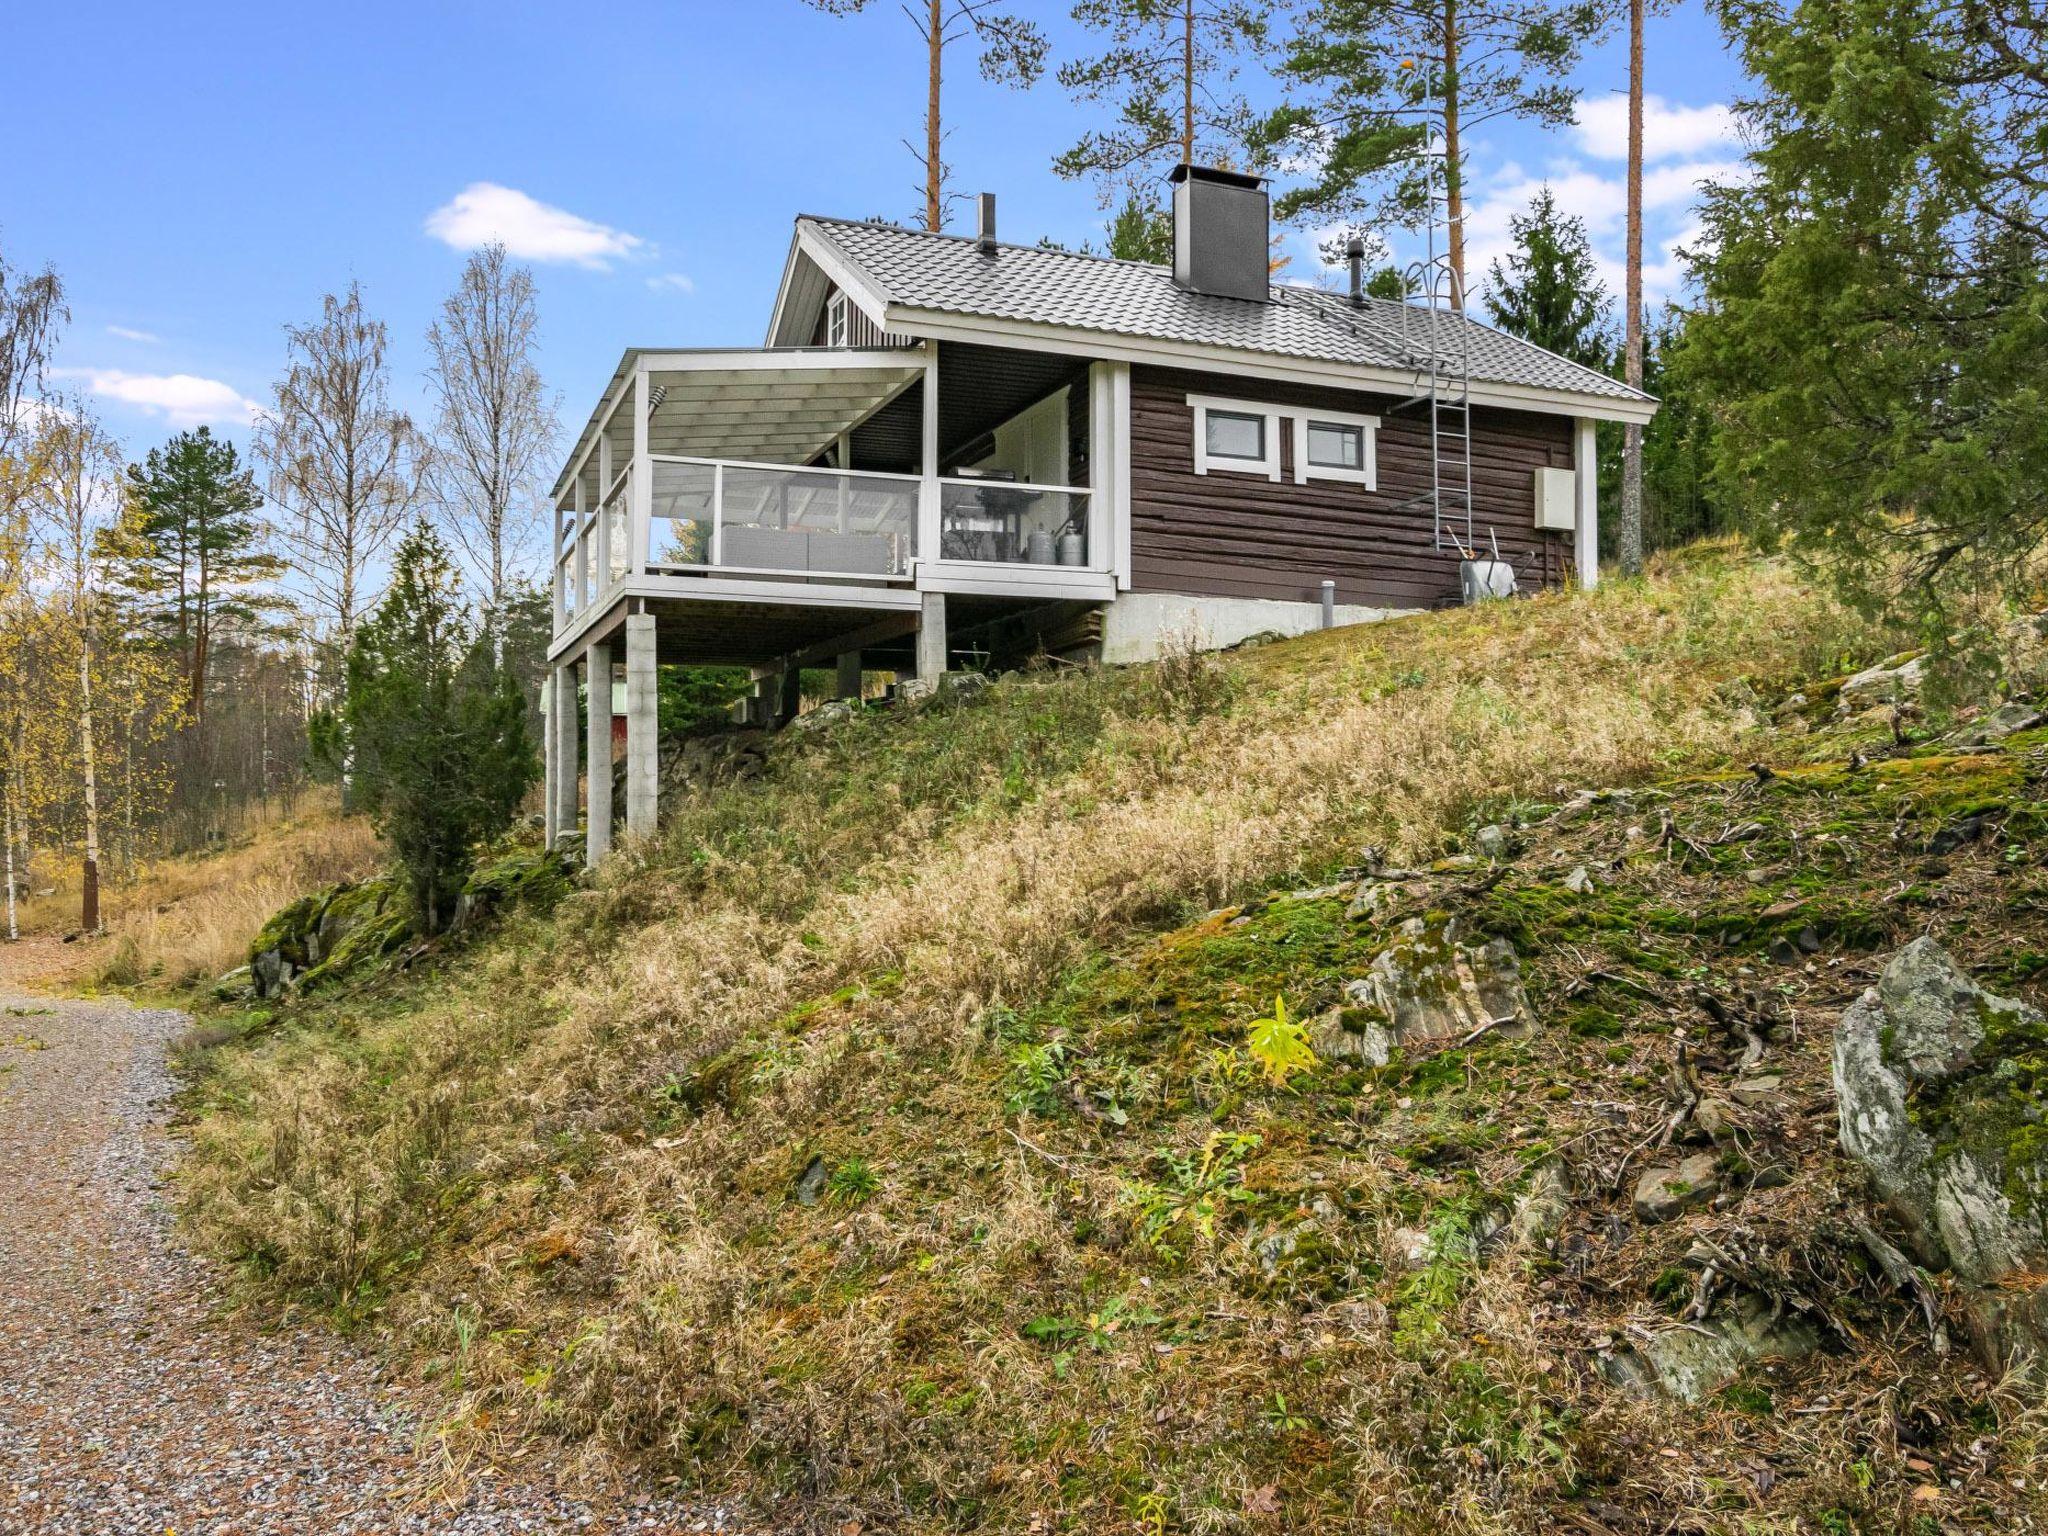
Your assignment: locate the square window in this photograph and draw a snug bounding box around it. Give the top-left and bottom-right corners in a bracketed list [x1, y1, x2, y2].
[1307, 421, 1363, 469]
[1204, 409, 1265, 461]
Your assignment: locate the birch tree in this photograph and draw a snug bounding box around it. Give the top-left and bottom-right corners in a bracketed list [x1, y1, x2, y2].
[0, 245, 63, 934]
[258, 281, 417, 665]
[1055, 0, 1275, 195]
[33, 404, 125, 930]
[803, 0, 1048, 230]
[1260, 0, 1605, 302]
[423, 244, 557, 625]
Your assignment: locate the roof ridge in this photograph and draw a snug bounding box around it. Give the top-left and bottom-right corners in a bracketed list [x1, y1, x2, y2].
[797, 213, 1174, 276]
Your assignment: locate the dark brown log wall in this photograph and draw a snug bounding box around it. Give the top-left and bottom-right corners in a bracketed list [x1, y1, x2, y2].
[1129, 365, 1577, 609]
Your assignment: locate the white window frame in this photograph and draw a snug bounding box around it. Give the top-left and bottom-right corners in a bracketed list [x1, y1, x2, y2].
[1293, 408, 1380, 488]
[1188, 393, 1282, 481]
[826, 290, 849, 348]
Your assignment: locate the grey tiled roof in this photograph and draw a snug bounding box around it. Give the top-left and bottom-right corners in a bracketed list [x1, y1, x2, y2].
[803, 215, 1648, 406]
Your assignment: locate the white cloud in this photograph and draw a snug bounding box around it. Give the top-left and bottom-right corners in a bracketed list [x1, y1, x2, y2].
[425, 182, 646, 269]
[646, 271, 695, 294]
[1455, 154, 1751, 309]
[106, 324, 161, 344]
[61, 369, 263, 428]
[1573, 95, 1740, 163]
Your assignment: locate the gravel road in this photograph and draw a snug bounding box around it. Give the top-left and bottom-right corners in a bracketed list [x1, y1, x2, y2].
[0, 983, 746, 1535]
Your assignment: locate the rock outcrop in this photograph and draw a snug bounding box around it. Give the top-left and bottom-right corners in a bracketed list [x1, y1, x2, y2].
[1316, 914, 1529, 1067]
[1833, 936, 2048, 1368]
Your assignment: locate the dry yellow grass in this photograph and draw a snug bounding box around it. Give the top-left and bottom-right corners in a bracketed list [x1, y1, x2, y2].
[13, 793, 385, 990]
[179, 546, 1915, 1529]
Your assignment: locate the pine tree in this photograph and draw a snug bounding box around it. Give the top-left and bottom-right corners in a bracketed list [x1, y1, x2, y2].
[339, 523, 535, 933]
[1054, 0, 1275, 194]
[118, 427, 283, 725]
[1260, 0, 1605, 300]
[1482, 186, 1614, 369]
[802, 0, 1047, 231]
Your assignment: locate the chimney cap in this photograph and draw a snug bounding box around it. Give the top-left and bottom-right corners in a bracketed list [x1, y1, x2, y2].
[1169, 162, 1266, 192]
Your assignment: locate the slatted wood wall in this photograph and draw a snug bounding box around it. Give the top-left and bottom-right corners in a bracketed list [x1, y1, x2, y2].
[1129, 365, 1577, 609]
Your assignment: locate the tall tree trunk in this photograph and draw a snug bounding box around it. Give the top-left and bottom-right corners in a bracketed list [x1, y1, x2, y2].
[1619, 0, 1646, 575]
[77, 626, 100, 933]
[925, 0, 945, 231]
[1442, 0, 1465, 309]
[1182, 0, 1196, 162]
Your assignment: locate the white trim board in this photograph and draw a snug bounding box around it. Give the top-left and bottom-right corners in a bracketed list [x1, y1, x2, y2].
[883, 307, 1658, 427]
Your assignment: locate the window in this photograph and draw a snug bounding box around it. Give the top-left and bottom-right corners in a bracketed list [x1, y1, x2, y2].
[1293, 409, 1380, 487]
[1205, 409, 1265, 463]
[1307, 422, 1361, 469]
[826, 291, 848, 347]
[1188, 394, 1282, 480]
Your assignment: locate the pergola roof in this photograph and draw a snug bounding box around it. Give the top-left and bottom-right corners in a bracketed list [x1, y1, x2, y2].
[554, 348, 922, 506]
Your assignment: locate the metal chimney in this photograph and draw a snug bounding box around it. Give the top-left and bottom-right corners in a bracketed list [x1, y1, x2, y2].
[1347, 237, 1367, 307]
[976, 192, 997, 254]
[1170, 164, 1270, 303]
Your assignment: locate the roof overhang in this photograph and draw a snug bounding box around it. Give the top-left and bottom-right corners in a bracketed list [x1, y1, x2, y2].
[878, 307, 1658, 426]
[552, 347, 925, 503]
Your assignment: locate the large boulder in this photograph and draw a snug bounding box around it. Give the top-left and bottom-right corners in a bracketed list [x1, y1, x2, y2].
[1316, 914, 1530, 1067]
[1833, 937, 2048, 1366]
[248, 875, 410, 999]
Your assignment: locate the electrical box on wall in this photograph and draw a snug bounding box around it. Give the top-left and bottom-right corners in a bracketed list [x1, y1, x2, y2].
[1533, 467, 1578, 532]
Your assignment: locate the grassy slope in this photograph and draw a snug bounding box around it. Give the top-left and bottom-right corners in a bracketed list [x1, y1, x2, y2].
[8, 792, 381, 992]
[179, 546, 2046, 1532]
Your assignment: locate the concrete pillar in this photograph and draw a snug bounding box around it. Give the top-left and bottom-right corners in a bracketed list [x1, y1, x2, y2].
[552, 663, 579, 844]
[543, 674, 557, 847]
[585, 641, 612, 864]
[778, 668, 802, 723]
[916, 592, 948, 680]
[835, 650, 863, 701]
[624, 613, 658, 840]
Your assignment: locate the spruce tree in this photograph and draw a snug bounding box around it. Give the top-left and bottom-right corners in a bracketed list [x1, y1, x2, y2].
[1482, 186, 1614, 369]
[340, 523, 535, 933]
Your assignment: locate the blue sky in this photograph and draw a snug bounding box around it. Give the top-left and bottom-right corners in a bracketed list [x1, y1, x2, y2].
[2, 0, 1749, 466]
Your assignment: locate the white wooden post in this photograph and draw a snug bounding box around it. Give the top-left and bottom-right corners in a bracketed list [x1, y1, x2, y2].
[631, 366, 652, 576]
[550, 498, 565, 630]
[585, 641, 612, 864]
[711, 462, 725, 568]
[918, 342, 941, 564]
[1574, 416, 1600, 589]
[572, 480, 588, 611]
[597, 433, 613, 588]
[624, 612, 657, 839]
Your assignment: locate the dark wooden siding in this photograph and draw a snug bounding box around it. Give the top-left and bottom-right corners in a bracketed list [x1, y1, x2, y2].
[1129, 365, 1577, 609]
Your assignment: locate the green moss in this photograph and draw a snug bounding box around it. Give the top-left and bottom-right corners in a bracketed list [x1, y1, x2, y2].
[1909, 998, 2048, 1220]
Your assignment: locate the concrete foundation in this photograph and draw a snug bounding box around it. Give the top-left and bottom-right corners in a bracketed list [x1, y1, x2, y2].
[836, 650, 863, 700]
[1097, 590, 1412, 665]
